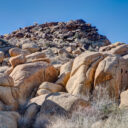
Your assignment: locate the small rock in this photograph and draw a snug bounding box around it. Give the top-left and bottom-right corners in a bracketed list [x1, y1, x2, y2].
[22, 43, 40, 53]
[9, 47, 30, 57]
[9, 54, 26, 67]
[0, 51, 4, 63]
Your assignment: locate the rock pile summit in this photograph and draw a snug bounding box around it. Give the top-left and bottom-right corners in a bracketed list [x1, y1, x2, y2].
[0, 19, 110, 65]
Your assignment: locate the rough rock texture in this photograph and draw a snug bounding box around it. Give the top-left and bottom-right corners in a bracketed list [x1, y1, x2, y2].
[37, 82, 64, 96]
[30, 92, 89, 114]
[22, 43, 40, 53]
[2, 20, 128, 128]
[0, 86, 18, 110]
[36, 89, 51, 96]
[10, 61, 58, 104]
[56, 60, 73, 87]
[66, 47, 128, 99]
[66, 51, 104, 96]
[0, 20, 110, 65]
[0, 111, 20, 128]
[29, 92, 89, 109]
[9, 47, 30, 57]
[99, 42, 128, 56]
[0, 73, 14, 87]
[33, 92, 89, 127]
[9, 54, 26, 68]
[26, 51, 46, 62]
[1, 20, 110, 51]
[0, 51, 4, 63]
[0, 61, 58, 110]
[94, 55, 128, 99]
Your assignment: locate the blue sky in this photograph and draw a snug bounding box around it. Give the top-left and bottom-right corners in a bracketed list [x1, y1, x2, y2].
[0, 0, 128, 43]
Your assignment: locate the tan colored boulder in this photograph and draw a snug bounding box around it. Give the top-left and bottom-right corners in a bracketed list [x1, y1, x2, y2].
[30, 92, 90, 111]
[66, 51, 104, 96]
[5, 66, 14, 75]
[56, 60, 73, 87]
[99, 42, 123, 52]
[0, 61, 58, 110]
[9, 54, 26, 67]
[99, 42, 128, 56]
[0, 51, 4, 63]
[30, 58, 50, 63]
[26, 51, 46, 62]
[119, 90, 128, 108]
[10, 61, 58, 104]
[0, 86, 18, 110]
[37, 82, 64, 95]
[0, 111, 20, 128]
[33, 92, 89, 127]
[9, 47, 30, 57]
[0, 73, 14, 87]
[22, 43, 40, 53]
[72, 47, 82, 55]
[36, 89, 51, 96]
[94, 55, 128, 99]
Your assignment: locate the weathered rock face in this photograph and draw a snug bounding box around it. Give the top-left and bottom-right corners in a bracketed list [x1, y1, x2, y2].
[65, 47, 128, 99]
[22, 42, 40, 53]
[26, 51, 46, 63]
[37, 82, 64, 96]
[99, 42, 128, 56]
[10, 61, 58, 104]
[9, 54, 26, 68]
[0, 51, 4, 63]
[30, 92, 89, 122]
[9, 47, 30, 57]
[56, 60, 73, 87]
[0, 86, 18, 110]
[66, 51, 104, 96]
[0, 111, 20, 128]
[0, 73, 14, 87]
[94, 55, 128, 99]
[1, 20, 128, 128]
[0, 61, 58, 110]
[30, 92, 89, 110]
[30, 92, 89, 127]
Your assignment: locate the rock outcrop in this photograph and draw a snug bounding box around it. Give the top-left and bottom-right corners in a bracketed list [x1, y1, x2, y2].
[0, 111, 20, 128]
[1, 19, 128, 128]
[66, 51, 104, 96]
[66, 44, 128, 99]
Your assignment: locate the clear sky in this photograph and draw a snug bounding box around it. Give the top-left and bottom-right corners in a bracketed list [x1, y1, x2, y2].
[0, 0, 128, 43]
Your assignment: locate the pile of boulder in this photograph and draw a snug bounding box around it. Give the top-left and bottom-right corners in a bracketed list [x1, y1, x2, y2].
[0, 41, 127, 127]
[0, 20, 128, 128]
[0, 20, 110, 64]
